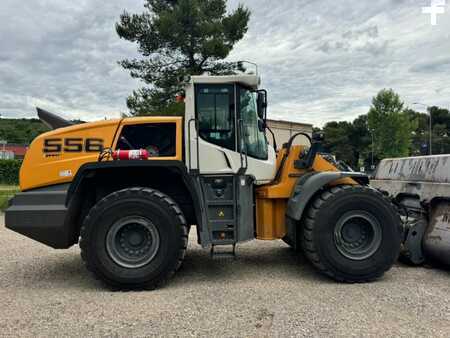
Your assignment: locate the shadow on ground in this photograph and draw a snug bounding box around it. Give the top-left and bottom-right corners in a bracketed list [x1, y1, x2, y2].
[1, 241, 332, 291]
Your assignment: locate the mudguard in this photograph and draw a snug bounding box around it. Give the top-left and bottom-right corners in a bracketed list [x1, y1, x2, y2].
[285, 171, 369, 249]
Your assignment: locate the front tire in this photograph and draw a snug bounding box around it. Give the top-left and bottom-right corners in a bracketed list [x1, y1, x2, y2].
[80, 187, 188, 290]
[301, 185, 401, 282]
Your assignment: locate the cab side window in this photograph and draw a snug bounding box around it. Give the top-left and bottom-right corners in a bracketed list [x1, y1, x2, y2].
[196, 84, 235, 151]
[116, 123, 176, 157]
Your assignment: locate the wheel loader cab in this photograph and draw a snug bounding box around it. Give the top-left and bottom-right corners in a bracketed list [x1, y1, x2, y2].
[181, 75, 277, 249]
[184, 75, 277, 184]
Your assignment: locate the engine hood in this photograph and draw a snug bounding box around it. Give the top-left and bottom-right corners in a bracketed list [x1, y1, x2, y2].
[20, 119, 121, 191]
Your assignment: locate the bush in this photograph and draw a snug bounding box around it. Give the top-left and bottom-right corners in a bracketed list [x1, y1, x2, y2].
[0, 160, 21, 185]
[0, 189, 17, 211]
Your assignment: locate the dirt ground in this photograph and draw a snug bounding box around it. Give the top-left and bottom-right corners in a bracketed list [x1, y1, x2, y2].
[1, 214, 450, 337]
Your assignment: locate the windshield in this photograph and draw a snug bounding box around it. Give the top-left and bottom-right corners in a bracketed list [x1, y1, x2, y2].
[239, 87, 268, 160]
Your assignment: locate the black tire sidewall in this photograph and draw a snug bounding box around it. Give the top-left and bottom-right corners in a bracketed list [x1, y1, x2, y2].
[312, 188, 401, 279]
[84, 191, 183, 287]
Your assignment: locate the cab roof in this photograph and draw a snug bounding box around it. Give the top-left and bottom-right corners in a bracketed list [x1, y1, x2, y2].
[190, 74, 260, 90]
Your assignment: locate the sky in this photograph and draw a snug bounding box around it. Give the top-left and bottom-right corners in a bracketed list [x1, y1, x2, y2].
[0, 0, 449, 126]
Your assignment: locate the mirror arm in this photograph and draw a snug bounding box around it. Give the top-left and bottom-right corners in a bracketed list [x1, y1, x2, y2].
[266, 126, 277, 152]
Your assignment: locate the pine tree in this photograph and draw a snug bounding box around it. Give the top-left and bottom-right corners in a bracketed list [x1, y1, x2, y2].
[116, 0, 250, 115]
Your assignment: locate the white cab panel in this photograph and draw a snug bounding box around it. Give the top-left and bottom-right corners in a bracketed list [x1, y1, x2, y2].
[187, 137, 276, 184]
[184, 76, 277, 185]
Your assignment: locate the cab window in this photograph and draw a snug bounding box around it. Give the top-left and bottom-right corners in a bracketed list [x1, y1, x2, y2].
[116, 123, 176, 157]
[196, 84, 235, 151]
[239, 87, 268, 160]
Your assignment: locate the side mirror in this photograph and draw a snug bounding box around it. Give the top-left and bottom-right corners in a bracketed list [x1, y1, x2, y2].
[312, 132, 324, 142]
[257, 90, 267, 120]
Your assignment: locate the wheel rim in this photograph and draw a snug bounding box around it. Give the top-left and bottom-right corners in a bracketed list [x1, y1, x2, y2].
[334, 211, 382, 261]
[106, 216, 160, 268]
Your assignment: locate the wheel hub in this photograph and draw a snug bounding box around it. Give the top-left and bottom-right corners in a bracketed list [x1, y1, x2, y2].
[334, 211, 382, 261]
[106, 216, 160, 268]
[127, 231, 144, 246]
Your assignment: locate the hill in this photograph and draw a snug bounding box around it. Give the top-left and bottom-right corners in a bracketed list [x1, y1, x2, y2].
[0, 118, 50, 145]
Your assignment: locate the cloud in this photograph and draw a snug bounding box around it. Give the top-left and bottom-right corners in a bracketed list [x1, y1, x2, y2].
[1, 0, 450, 126]
[0, 0, 142, 120]
[228, 0, 450, 125]
[317, 25, 386, 55]
[409, 57, 450, 73]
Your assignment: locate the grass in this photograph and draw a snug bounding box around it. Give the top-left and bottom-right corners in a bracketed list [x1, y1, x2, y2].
[0, 185, 19, 212]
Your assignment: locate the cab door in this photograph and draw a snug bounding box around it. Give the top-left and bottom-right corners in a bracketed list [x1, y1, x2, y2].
[195, 84, 238, 174]
[186, 82, 276, 184]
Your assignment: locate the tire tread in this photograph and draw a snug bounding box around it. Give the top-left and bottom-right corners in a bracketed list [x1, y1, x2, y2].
[79, 187, 188, 290]
[300, 184, 400, 283]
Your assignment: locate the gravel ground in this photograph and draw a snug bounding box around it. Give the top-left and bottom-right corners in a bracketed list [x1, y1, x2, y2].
[1, 214, 450, 337]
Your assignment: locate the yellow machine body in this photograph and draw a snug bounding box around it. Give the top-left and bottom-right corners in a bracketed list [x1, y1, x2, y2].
[19, 115, 353, 241]
[20, 117, 184, 191]
[255, 146, 356, 240]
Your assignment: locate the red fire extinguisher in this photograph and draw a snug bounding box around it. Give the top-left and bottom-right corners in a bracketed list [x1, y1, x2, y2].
[112, 149, 149, 161]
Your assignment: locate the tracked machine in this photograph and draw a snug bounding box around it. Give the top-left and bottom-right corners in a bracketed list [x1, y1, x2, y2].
[5, 74, 402, 289]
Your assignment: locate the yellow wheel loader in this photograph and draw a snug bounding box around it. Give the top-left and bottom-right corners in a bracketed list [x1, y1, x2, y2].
[5, 74, 402, 289]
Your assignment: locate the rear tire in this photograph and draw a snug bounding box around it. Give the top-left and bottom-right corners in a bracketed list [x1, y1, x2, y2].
[80, 187, 188, 290]
[301, 185, 401, 282]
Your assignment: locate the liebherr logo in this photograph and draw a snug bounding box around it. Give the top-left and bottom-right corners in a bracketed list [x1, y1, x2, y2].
[422, 0, 447, 25]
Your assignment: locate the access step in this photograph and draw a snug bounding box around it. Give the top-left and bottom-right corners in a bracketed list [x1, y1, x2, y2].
[210, 244, 237, 260]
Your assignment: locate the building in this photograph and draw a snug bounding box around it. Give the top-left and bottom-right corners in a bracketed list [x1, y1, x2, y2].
[0, 144, 28, 160]
[0, 150, 14, 160]
[266, 119, 313, 149]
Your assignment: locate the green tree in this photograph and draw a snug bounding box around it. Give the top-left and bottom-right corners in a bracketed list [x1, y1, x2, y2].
[350, 115, 371, 167]
[404, 106, 450, 155]
[116, 0, 250, 116]
[433, 123, 450, 154]
[404, 108, 427, 155]
[368, 89, 415, 158]
[322, 121, 357, 167]
[428, 106, 450, 154]
[429, 106, 450, 129]
[0, 118, 49, 145]
[320, 115, 371, 169]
